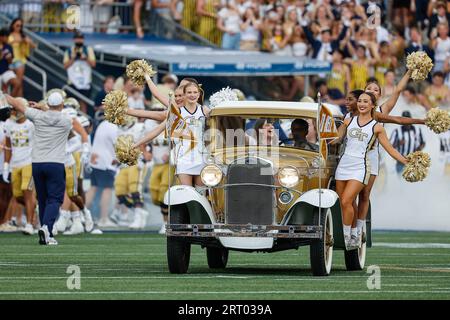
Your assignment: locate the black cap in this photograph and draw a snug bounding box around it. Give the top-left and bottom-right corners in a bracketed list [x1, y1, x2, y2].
[0, 107, 11, 122]
[402, 111, 412, 118]
[73, 31, 84, 39]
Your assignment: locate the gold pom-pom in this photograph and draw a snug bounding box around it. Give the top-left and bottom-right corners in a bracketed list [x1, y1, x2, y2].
[406, 51, 434, 81]
[115, 135, 142, 166]
[425, 108, 450, 134]
[126, 59, 156, 86]
[103, 90, 128, 126]
[402, 151, 431, 182]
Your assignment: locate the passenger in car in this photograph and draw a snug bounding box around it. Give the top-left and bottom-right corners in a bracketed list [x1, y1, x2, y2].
[248, 119, 279, 146]
[291, 119, 319, 151]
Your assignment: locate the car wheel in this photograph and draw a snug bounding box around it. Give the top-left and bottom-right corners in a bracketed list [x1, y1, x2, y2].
[310, 208, 334, 276]
[344, 223, 367, 271]
[206, 247, 229, 269]
[167, 204, 191, 274]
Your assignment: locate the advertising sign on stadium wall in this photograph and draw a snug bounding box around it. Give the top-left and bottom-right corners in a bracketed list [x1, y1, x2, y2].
[170, 60, 331, 76]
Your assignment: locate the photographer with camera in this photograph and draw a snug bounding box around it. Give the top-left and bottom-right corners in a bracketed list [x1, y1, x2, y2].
[63, 31, 96, 115]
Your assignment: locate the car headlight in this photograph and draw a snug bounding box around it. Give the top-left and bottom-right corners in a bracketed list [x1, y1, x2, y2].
[200, 165, 223, 187]
[278, 166, 300, 188]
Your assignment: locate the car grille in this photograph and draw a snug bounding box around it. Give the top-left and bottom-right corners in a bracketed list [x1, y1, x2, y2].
[225, 158, 274, 225]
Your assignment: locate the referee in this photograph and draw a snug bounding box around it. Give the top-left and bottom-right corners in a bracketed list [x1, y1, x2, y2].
[390, 111, 426, 174]
[6, 93, 72, 245]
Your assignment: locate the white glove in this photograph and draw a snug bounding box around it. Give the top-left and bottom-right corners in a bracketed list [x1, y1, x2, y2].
[137, 155, 145, 170]
[81, 142, 91, 164]
[2, 162, 10, 183]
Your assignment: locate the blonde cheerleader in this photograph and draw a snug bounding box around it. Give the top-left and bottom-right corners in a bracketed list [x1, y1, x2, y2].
[334, 92, 408, 250]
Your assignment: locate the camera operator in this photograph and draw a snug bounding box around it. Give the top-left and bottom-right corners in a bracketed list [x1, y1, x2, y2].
[63, 31, 96, 115]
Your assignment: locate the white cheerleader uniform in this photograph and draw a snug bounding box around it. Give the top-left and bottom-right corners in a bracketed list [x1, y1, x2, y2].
[344, 105, 382, 176]
[175, 104, 207, 175]
[335, 116, 378, 185]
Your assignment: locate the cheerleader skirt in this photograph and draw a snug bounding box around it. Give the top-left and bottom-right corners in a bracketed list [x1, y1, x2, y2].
[335, 154, 371, 185]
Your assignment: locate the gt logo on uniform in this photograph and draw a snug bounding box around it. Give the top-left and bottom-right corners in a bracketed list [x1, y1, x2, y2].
[349, 128, 368, 141]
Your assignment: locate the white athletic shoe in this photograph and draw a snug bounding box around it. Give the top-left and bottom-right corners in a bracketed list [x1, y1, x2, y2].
[47, 237, 58, 245]
[352, 234, 362, 249]
[83, 208, 94, 233]
[38, 225, 50, 245]
[0, 223, 18, 232]
[22, 223, 34, 235]
[109, 208, 122, 224]
[63, 214, 84, 235]
[158, 224, 166, 235]
[129, 208, 147, 229]
[138, 208, 149, 229]
[117, 215, 131, 227]
[97, 218, 117, 228]
[55, 211, 71, 233]
[344, 234, 354, 251]
[90, 228, 103, 235]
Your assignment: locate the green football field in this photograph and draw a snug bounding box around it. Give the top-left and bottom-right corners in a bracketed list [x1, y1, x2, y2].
[0, 231, 450, 300]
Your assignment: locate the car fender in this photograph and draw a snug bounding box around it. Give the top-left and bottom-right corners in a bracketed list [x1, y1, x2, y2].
[296, 189, 339, 208]
[164, 185, 215, 224]
[282, 189, 339, 225]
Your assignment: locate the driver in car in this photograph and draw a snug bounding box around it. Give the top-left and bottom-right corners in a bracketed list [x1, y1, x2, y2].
[291, 119, 319, 151]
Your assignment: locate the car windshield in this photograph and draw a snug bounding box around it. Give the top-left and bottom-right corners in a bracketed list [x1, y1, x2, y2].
[213, 116, 319, 152]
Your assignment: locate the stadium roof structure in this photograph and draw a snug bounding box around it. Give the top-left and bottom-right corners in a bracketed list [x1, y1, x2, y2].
[39, 33, 331, 76]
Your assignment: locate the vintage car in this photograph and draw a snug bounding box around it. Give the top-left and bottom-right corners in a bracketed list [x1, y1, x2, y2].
[164, 101, 372, 276]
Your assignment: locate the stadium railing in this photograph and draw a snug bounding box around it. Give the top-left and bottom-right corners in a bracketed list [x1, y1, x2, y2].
[0, 11, 103, 106]
[0, 1, 216, 47]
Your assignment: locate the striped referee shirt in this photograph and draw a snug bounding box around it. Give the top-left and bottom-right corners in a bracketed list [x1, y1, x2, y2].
[390, 125, 425, 156]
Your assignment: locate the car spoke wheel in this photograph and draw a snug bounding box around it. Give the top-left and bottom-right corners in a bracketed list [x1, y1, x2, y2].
[167, 205, 191, 274]
[206, 247, 229, 269]
[310, 208, 333, 276]
[344, 223, 367, 271]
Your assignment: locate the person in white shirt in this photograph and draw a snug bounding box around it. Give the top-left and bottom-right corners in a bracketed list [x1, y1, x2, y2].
[217, 1, 242, 50]
[63, 31, 96, 115]
[3, 105, 36, 235]
[431, 22, 450, 72]
[85, 120, 118, 227]
[0, 117, 14, 231]
[127, 87, 146, 110]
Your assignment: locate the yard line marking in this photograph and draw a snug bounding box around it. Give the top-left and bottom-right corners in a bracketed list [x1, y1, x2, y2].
[0, 275, 256, 280]
[382, 284, 435, 287]
[373, 243, 450, 249]
[2, 274, 450, 281]
[380, 266, 450, 273]
[1, 290, 450, 295]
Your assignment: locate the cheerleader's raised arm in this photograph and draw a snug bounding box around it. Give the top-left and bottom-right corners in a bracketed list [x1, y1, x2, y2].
[380, 69, 412, 115]
[374, 111, 426, 125]
[125, 73, 169, 121]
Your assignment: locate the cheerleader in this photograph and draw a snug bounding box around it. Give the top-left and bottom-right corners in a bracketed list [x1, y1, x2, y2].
[334, 92, 408, 250]
[353, 70, 412, 243]
[129, 75, 209, 187]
